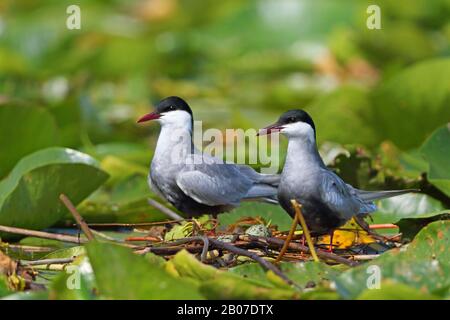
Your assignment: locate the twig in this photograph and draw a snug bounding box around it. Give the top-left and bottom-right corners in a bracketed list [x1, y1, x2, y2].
[369, 224, 398, 230]
[125, 236, 162, 242]
[91, 229, 125, 243]
[291, 200, 319, 262]
[30, 264, 70, 271]
[20, 258, 75, 266]
[208, 238, 300, 289]
[1, 244, 53, 253]
[84, 219, 187, 228]
[147, 198, 184, 221]
[262, 237, 357, 267]
[0, 225, 87, 244]
[136, 236, 208, 257]
[275, 207, 299, 262]
[349, 254, 379, 261]
[60, 194, 95, 241]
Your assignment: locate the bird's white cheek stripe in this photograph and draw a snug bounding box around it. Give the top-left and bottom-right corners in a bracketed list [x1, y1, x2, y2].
[160, 110, 192, 127]
[281, 122, 315, 141]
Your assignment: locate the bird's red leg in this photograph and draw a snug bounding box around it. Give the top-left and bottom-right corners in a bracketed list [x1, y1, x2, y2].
[327, 230, 334, 253]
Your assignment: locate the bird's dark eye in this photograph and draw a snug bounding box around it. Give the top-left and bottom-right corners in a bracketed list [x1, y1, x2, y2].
[289, 117, 296, 123]
[167, 105, 175, 111]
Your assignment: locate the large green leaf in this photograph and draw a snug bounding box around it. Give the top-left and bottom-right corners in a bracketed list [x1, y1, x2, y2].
[307, 86, 376, 147]
[0, 148, 108, 239]
[420, 124, 450, 197]
[230, 261, 339, 289]
[335, 220, 450, 299]
[0, 105, 59, 178]
[357, 281, 440, 300]
[219, 202, 292, 231]
[0, 276, 10, 298]
[85, 242, 204, 299]
[372, 193, 445, 224]
[370, 58, 450, 149]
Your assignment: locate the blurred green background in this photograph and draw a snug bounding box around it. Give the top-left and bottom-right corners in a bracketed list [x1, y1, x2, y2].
[0, 0, 449, 226]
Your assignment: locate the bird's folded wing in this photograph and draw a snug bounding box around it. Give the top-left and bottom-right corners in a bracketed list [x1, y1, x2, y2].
[176, 165, 253, 206]
[319, 170, 361, 219]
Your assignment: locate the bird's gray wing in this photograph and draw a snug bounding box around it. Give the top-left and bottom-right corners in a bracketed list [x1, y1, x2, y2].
[351, 188, 418, 202]
[176, 161, 253, 207]
[319, 170, 363, 219]
[236, 164, 280, 186]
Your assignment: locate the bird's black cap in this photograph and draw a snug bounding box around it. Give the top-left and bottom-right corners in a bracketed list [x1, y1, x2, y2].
[277, 109, 316, 132]
[155, 96, 193, 116]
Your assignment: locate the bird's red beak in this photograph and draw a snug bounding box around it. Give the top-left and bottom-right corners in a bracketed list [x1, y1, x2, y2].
[137, 111, 161, 123]
[257, 123, 284, 136]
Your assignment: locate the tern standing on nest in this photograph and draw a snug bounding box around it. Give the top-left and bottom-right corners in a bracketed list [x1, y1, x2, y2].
[259, 109, 417, 250]
[137, 96, 280, 218]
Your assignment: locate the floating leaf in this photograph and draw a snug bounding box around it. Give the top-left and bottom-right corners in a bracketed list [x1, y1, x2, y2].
[219, 202, 292, 231]
[0, 105, 59, 178]
[370, 58, 450, 149]
[357, 281, 440, 300]
[199, 276, 297, 300]
[171, 250, 219, 281]
[335, 221, 450, 299]
[0, 148, 108, 239]
[307, 86, 376, 147]
[49, 269, 94, 300]
[420, 124, 450, 197]
[372, 193, 445, 224]
[0, 275, 10, 297]
[85, 242, 204, 299]
[230, 261, 339, 289]
[42, 246, 85, 260]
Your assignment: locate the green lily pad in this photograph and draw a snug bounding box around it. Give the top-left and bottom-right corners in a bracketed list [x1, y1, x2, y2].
[335, 220, 450, 299]
[371, 58, 450, 150]
[372, 193, 445, 224]
[199, 275, 298, 300]
[85, 242, 204, 299]
[0, 147, 108, 239]
[49, 269, 94, 300]
[307, 86, 376, 147]
[219, 202, 292, 231]
[48, 255, 95, 300]
[420, 124, 450, 197]
[0, 275, 10, 297]
[0, 105, 59, 178]
[42, 246, 85, 260]
[230, 261, 339, 288]
[171, 250, 299, 299]
[357, 281, 440, 300]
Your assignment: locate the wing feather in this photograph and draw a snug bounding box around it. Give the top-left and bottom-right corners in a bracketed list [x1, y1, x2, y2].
[176, 163, 253, 206]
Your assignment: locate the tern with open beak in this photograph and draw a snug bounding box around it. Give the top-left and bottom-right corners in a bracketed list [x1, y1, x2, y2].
[259, 109, 417, 239]
[138, 96, 280, 218]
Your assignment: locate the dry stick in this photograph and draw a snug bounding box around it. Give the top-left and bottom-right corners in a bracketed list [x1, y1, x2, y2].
[291, 200, 319, 262]
[0, 225, 87, 244]
[85, 219, 187, 228]
[60, 194, 95, 241]
[91, 229, 125, 243]
[263, 237, 357, 267]
[208, 238, 300, 289]
[349, 254, 379, 261]
[137, 236, 209, 261]
[20, 258, 75, 266]
[275, 208, 300, 262]
[369, 224, 399, 230]
[147, 198, 184, 221]
[2, 244, 54, 253]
